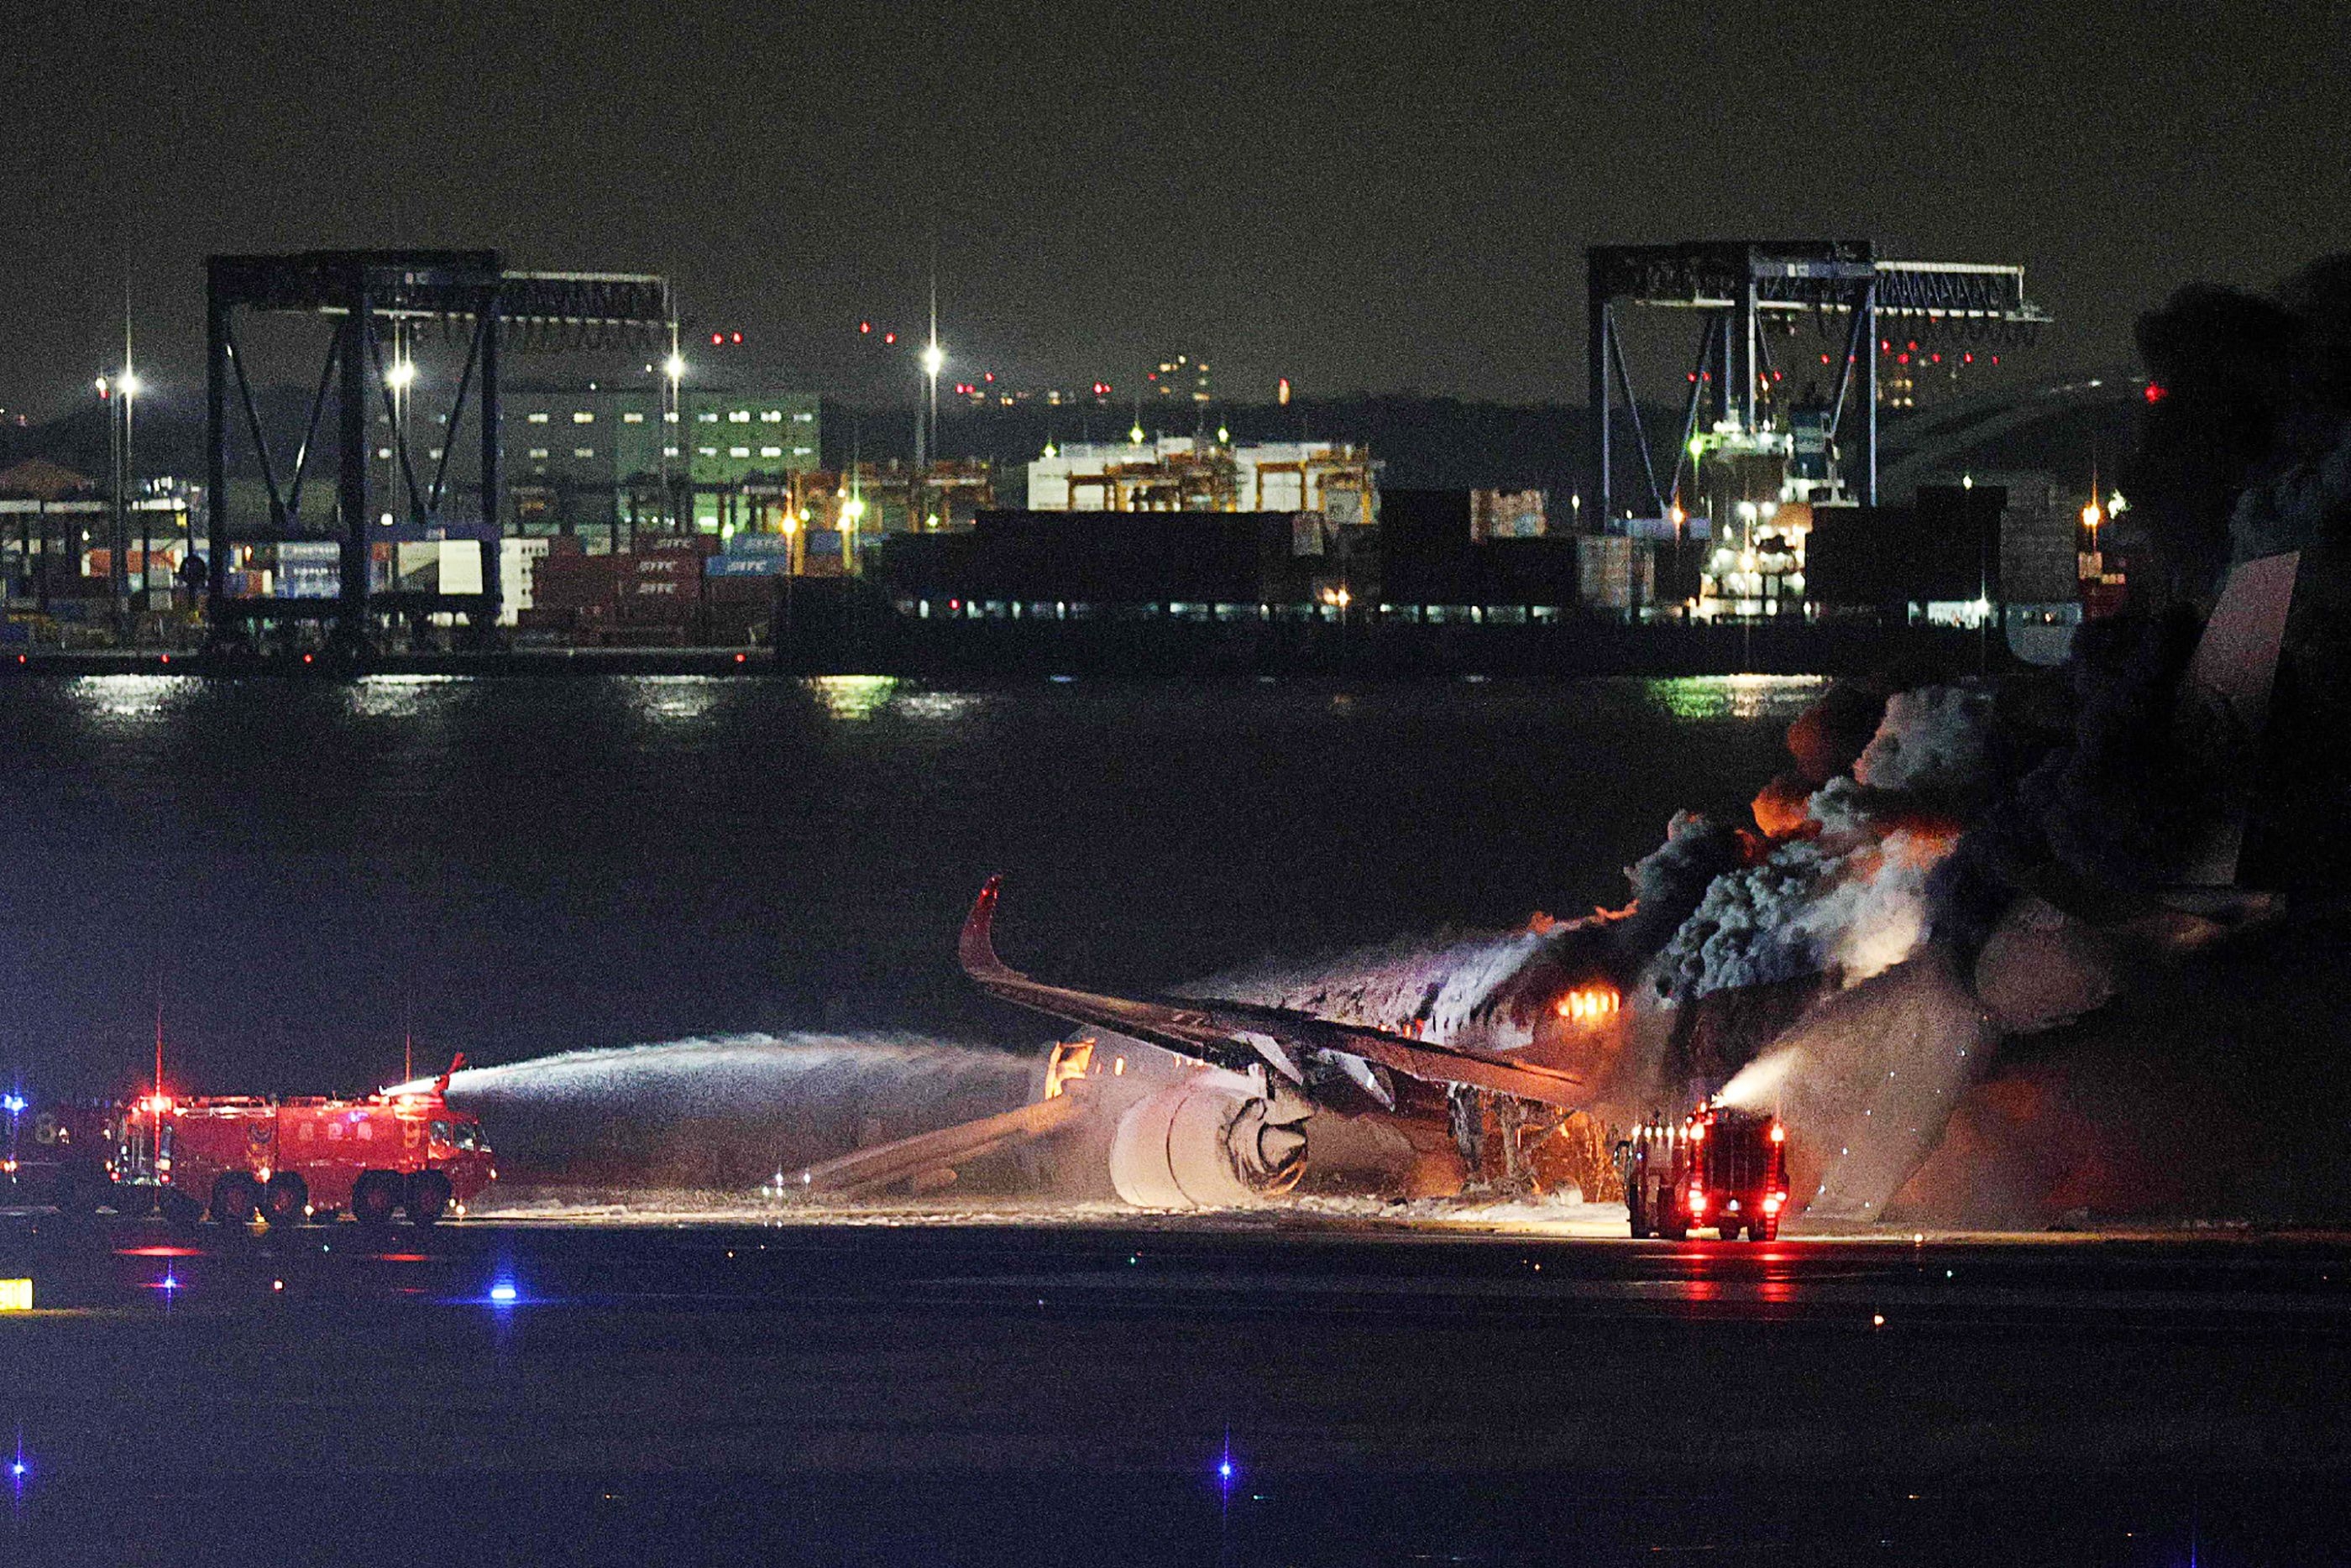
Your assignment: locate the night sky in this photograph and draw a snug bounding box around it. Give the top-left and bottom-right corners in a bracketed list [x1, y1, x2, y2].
[3, 1, 2345, 419]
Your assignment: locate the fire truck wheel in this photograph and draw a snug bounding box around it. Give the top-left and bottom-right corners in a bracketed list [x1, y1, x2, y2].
[51, 1165, 100, 1217]
[405, 1171, 452, 1227]
[109, 1184, 157, 1219]
[1661, 1217, 1689, 1241]
[350, 1173, 400, 1226]
[1626, 1190, 1648, 1239]
[210, 1173, 261, 1226]
[261, 1173, 308, 1226]
[159, 1188, 204, 1227]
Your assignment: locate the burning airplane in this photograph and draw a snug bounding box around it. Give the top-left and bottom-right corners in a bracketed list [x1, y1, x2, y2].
[778, 253, 2351, 1226]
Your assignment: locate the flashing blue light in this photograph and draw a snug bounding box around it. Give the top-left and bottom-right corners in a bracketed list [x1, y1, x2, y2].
[488, 1282, 519, 1304]
[8, 1461, 24, 1478]
[160, 1273, 179, 1291]
[1217, 1461, 1233, 1480]
[2, 1095, 25, 1116]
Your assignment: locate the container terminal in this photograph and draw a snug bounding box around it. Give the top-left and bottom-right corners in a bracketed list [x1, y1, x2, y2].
[0, 240, 2142, 676]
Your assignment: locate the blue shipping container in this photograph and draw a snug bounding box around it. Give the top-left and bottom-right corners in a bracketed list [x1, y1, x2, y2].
[708, 556, 791, 578]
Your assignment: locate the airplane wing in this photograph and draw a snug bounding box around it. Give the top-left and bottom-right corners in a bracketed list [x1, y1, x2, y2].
[961, 876, 1588, 1109]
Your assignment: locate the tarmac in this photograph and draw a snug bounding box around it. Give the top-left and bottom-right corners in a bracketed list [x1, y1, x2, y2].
[5, 1204, 2348, 1564]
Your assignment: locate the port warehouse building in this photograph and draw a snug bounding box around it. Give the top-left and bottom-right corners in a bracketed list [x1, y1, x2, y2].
[207, 383, 822, 545]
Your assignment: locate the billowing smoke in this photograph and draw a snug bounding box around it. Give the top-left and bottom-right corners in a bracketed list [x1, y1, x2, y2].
[1647, 250, 2351, 1227]
[1652, 689, 1984, 1002]
[425, 1033, 1034, 1192]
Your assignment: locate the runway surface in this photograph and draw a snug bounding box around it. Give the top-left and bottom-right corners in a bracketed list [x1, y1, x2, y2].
[5, 1209, 2348, 1565]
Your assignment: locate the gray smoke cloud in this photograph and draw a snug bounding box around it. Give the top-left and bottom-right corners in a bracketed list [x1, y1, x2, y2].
[1652, 684, 1993, 1004]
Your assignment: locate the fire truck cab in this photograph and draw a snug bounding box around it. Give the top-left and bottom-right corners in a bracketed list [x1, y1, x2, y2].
[117, 1089, 495, 1227]
[3, 1099, 141, 1214]
[1618, 1103, 1788, 1241]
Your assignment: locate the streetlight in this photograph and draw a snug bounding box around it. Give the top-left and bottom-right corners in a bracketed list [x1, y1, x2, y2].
[917, 339, 945, 473]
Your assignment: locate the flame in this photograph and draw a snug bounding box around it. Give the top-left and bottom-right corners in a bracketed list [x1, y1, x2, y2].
[1554, 986, 1621, 1024]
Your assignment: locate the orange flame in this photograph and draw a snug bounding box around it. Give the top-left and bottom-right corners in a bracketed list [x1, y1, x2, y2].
[1554, 986, 1621, 1024]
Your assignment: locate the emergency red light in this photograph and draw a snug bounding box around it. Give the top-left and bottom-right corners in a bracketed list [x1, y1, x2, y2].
[710, 332, 724, 345]
[2144, 383, 2167, 404]
[858, 321, 872, 334]
[1688, 1189, 1707, 1215]
[1770, 1124, 1786, 1143]
[730, 332, 742, 345]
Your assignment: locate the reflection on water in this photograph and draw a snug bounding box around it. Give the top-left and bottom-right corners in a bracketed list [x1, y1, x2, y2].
[65, 674, 191, 723]
[345, 674, 464, 720]
[805, 674, 899, 720]
[626, 676, 727, 724]
[1642, 674, 1825, 723]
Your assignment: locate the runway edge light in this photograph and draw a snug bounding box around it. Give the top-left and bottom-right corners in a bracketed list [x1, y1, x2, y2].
[0, 1278, 31, 1311]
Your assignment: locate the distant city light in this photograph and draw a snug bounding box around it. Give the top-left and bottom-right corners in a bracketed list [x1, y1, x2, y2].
[385, 359, 416, 391]
[118, 370, 142, 399]
[920, 342, 945, 377]
[662, 352, 686, 380]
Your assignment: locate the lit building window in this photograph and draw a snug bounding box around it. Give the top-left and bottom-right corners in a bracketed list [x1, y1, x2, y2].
[728, 446, 751, 457]
[793, 410, 814, 422]
[697, 446, 717, 457]
[429, 447, 443, 459]
[527, 447, 549, 459]
[622, 411, 646, 424]
[662, 445, 680, 457]
[573, 447, 594, 458]
[665, 411, 679, 422]
[792, 446, 813, 457]
[759, 446, 783, 458]
[572, 411, 594, 424]
[760, 410, 783, 422]
[526, 412, 550, 424]
[727, 410, 751, 423]
[375, 447, 391, 459]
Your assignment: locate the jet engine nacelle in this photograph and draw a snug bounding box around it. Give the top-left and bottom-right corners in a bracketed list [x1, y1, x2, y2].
[1107, 1076, 1309, 1209]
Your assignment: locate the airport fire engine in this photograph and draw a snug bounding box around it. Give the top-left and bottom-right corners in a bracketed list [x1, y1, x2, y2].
[3, 1099, 134, 1214]
[8, 1064, 495, 1226]
[1618, 1103, 1788, 1241]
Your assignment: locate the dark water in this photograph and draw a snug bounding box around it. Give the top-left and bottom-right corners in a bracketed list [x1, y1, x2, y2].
[0, 673, 1817, 1095]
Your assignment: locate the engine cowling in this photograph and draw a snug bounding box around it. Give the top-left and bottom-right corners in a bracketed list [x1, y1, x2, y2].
[1107, 1078, 1309, 1209]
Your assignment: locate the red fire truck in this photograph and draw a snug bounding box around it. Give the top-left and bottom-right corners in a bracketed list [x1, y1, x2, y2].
[1618, 1103, 1789, 1241]
[128, 1078, 495, 1226]
[16, 1062, 496, 1226]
